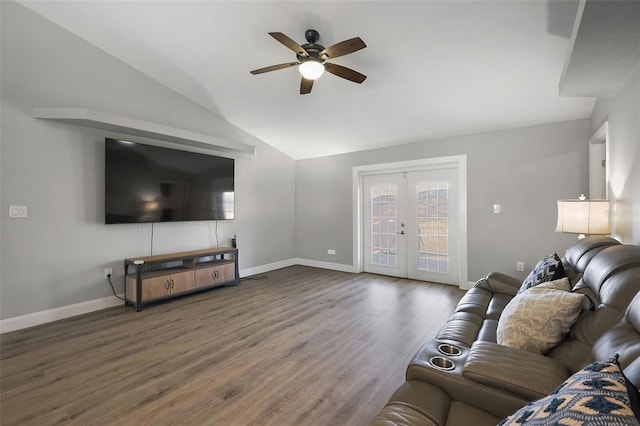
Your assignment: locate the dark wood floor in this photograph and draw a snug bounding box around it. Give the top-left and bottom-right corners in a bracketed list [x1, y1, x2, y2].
[1, 266, 465, 425]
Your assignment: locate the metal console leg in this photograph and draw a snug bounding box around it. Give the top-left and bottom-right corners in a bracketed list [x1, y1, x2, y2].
[134, 261, 145, 312]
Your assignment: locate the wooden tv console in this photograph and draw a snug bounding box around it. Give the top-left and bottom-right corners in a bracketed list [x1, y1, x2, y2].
[124, 247, 239, 312]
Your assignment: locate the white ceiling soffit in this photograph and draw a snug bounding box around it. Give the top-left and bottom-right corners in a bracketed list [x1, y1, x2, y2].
[32, 107, 256, 155]
[19, 1, 597, 160]
[560, 0, 640, 98]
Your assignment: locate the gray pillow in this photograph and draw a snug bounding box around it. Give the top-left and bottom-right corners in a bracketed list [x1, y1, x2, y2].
[497, 278, 585, 354]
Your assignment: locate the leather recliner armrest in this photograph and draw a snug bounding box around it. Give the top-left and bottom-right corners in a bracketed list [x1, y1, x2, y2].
[477, 272, 522, 296]
[407, 340, 532, 418]
[463, 341, 570, 400]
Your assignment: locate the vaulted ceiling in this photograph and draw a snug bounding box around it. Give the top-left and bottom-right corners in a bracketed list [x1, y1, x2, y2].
[20, 1, 598, 159]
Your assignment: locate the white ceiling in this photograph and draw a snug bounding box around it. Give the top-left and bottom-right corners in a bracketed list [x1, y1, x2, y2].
[20, 0, 596, 160]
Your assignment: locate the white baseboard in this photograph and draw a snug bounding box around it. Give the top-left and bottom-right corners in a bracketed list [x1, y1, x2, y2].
[239, 258, 298, 278]
[0, 294, 124, 334]
[293, 258, 358, 273]
[239, 258, 357, 277]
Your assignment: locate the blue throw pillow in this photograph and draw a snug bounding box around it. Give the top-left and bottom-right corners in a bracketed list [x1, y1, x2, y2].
[518, 253, 566, 294]
[499, 356, 640, 425]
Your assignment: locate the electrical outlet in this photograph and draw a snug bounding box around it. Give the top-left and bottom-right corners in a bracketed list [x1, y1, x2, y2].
[327, 249, 336, 255]
[104, 268, 113, 279]
[516, 261, 525, 272]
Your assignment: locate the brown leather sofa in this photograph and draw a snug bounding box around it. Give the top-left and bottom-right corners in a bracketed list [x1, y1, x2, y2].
[371, 237, 640, 425]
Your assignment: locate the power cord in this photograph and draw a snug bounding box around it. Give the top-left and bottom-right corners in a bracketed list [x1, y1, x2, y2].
[106, 274, 125, 301]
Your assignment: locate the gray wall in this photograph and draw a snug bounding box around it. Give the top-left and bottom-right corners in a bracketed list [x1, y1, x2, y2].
[591, 68, 640, 245]
[0, 2, 296, 319]
[296, 120, 592, 282]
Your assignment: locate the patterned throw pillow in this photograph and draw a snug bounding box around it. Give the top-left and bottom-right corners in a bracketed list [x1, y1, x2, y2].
[497, 279, 585, 354]
[518, 253, 566, 294]
[499, 357, 640, 425]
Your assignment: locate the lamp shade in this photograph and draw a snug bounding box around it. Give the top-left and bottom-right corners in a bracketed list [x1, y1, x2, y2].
[555, 199, 610, 235]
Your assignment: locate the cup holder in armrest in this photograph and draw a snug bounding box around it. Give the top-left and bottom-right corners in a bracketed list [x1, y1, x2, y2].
[437, 343, 462, 357]
[429, 356, 455, 371]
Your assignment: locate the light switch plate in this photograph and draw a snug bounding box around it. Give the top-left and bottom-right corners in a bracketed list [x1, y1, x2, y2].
[9, 205, 27, 218]
[493, 204, 501, 214]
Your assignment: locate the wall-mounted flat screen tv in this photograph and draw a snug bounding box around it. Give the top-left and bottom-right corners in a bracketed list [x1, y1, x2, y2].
[105, 138, 234, 224]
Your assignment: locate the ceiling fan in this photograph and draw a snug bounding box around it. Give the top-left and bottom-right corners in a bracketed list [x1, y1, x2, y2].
[250, 29, 367, 95]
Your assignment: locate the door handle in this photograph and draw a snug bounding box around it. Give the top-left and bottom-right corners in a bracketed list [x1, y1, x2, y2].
[398, 230, 405, 235]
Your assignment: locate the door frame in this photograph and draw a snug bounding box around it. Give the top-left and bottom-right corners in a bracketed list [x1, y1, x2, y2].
[589, 121, 609, 200]
[352, 155, 469, 289]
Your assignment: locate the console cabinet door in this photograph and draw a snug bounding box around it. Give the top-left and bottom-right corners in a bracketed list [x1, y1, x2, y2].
[169, 270, 195, 295]
[194, 263, 235, 289]
[215, 263, 235, 283]
[142, 275, 171, 301]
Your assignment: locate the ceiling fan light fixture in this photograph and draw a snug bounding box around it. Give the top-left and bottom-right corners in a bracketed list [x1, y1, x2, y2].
[250, 30, 367, 93]
[299, 60, 325, 80]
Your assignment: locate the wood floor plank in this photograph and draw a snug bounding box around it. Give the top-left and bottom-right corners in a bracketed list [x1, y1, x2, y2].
[1, 266, 464, 425]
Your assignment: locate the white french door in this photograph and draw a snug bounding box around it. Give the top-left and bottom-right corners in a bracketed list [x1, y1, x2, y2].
[363, 168, 459, 285]
[407, 169, 459, 284]
[363, 174, 407, 278]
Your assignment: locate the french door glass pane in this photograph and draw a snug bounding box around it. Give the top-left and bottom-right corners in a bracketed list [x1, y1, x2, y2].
[416, 183, 449, 272]
[371, 184, 398, 267]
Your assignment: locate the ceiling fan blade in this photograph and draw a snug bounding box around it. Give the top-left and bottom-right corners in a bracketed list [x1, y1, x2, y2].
[324, 63, 367, 84]
[319, 37, 366, 59]
[300, 78, 314, 95]
[269, 32, 309, 56]
[250, 62, 299, 75]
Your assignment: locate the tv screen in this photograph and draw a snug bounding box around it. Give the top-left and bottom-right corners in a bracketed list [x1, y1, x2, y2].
[105, 138, 234, 224]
